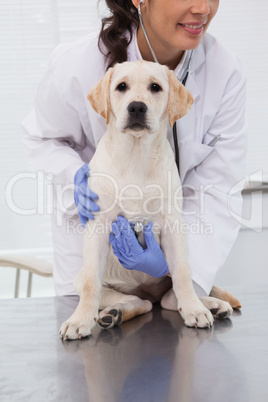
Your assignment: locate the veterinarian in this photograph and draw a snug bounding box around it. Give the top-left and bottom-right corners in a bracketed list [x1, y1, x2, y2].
[22, 0, 247, 298]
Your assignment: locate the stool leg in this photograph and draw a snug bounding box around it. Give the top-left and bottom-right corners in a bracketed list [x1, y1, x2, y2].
[27, 272, 32, 297]
[15, 269, 20, 298]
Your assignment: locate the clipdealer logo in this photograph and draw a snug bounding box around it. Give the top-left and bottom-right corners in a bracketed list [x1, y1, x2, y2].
[66, 217, 214, 237]
[4, 169, 265, 233]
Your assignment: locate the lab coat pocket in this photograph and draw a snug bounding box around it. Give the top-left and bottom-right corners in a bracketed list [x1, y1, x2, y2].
[179, 140, 215, 183]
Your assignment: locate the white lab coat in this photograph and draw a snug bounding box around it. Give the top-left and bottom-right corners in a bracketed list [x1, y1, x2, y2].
[21, 29, 247, 296]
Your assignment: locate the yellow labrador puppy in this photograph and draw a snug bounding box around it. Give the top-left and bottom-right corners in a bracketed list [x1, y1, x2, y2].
[60, 61, 240, 340]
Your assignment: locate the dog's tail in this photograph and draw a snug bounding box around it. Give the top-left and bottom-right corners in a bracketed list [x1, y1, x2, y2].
[210, 285, 242, 309]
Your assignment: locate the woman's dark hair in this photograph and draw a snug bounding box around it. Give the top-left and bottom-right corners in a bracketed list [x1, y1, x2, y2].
[98, 0, 139, 70]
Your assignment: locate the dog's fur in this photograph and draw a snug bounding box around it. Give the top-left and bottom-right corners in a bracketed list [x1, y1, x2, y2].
[60, 61, 241, 340]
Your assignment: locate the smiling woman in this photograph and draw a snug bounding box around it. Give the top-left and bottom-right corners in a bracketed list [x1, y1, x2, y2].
[100, 0, 219, 70]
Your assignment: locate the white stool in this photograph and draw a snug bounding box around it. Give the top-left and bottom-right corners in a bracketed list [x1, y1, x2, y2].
[0, 254, 53, 297]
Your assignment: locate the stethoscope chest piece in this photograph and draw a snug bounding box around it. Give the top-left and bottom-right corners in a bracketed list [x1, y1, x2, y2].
[128, 216, 149, 249]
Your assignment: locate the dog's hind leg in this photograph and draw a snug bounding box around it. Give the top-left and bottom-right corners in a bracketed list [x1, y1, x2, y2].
[97, 287, 152, 329]
[161, 288, 234, 319]
[160, 288, 178, 311]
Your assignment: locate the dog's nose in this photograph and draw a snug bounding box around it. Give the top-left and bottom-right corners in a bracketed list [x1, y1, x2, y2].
[127, 101, 147, 119]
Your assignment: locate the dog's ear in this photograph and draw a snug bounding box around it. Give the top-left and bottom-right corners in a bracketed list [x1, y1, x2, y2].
[167, 68, 194, 127]
[87, 67, 114, 124]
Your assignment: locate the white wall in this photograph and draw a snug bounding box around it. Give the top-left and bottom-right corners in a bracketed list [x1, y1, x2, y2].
[209, 0, 268, 182]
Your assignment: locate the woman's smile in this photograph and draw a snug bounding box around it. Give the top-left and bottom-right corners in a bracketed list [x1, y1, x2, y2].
[177, 22, 206, 36]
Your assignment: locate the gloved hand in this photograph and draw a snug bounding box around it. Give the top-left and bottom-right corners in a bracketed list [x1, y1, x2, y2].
[110, 216, 169, 278]
[74, 163, 100, 227]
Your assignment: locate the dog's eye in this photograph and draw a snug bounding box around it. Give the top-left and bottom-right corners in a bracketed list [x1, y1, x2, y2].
[150, 83, 162, 93]
[116, 82, 128, 92]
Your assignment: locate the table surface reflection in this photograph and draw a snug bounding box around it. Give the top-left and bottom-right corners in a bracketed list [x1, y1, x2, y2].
[0, 286, 268, 402]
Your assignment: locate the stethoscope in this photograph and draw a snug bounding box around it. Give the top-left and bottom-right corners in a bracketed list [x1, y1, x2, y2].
[138, 1, 193, 172]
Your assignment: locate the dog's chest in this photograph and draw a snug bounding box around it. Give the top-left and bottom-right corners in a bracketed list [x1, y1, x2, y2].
[89, 134, 182, 228]
[117, 179, 164, 217]
[90, 171, 169, 218]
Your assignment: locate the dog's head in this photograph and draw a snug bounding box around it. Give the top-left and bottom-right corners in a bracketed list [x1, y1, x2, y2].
[88, 60, 193, 136]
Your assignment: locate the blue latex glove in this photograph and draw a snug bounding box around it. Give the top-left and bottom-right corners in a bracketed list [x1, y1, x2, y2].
[74, 163, 100, 227]
[110, 216, 169, 278]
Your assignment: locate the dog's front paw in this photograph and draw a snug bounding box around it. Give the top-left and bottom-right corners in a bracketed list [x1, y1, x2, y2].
[179, 302, 214, 329]
[60, 316, 96, 341]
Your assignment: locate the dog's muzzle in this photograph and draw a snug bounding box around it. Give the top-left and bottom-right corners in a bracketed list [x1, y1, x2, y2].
[126, 101, 148, 131]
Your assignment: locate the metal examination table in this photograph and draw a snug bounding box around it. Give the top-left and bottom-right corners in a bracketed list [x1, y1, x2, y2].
[0, 286, 267, 401]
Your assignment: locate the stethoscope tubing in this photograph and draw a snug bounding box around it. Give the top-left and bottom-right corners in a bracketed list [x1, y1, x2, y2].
[138, 2, 193, 173]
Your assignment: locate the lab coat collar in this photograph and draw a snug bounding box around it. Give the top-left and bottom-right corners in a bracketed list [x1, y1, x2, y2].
[184, 39, 206, 101]
[190, 39, 206, 75]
